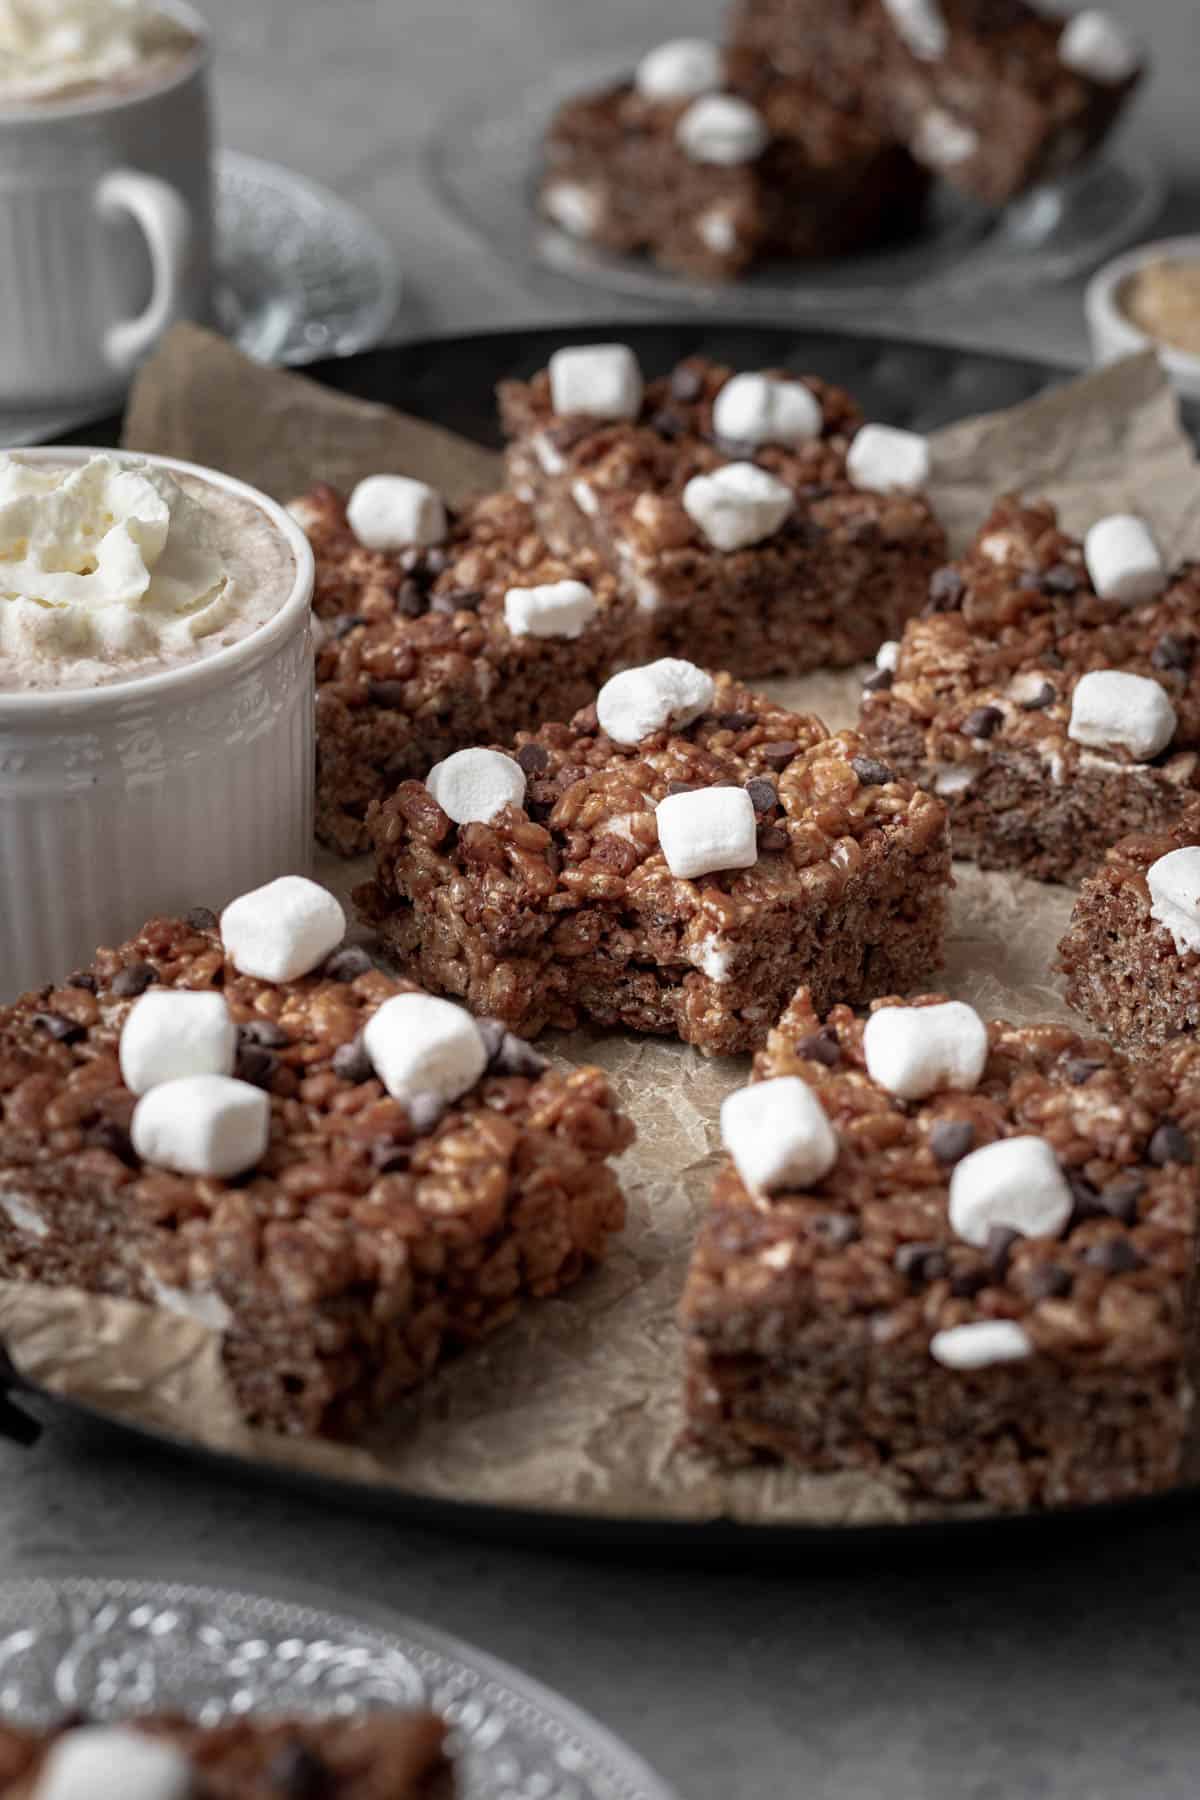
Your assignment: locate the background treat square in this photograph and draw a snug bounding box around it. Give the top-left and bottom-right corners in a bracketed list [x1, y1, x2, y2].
[0, 913, 632, 1439]
[859, 496, 1200, 885]
[539, 48, 929, 281]
[1058, 800, 1200, 1054]
[295, 484, 642, 856]
[680, 988, 1198, 1510]
[499, 355, 946, 680]
[358, 674, 951, 1058]
[727, 0, 1141, 206]
[0, 1714, 454, 1800]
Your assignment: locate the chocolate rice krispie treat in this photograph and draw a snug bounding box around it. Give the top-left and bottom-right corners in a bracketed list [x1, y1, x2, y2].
[859, 496, 1200, 884]
[681, 987, 1198, 1509]
[0, 877, 632, 1438]
[1058, 800, 1200, 1055]
[292, 481, 641, 856]
[0, 1712, 452, 1800]
[539, 42, 929, 280]
[727, 0, 1142, 206]
[358, 660, 950, 1057]
[500, 347, 947, 679]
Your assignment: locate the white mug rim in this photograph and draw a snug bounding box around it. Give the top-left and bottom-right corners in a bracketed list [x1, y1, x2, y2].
[0, 0, 210, 125]
[0, 447, 316, 721]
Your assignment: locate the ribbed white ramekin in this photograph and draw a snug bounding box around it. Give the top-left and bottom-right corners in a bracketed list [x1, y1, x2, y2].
[0, 449, 316, 1000]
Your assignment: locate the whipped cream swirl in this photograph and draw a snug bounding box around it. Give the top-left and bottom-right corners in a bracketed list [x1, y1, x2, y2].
[0, 0, 183, 102]
[0, 454, 235, 669]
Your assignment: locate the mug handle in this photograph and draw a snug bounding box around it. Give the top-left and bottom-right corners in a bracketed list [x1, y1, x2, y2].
[96, 168, 193, 377]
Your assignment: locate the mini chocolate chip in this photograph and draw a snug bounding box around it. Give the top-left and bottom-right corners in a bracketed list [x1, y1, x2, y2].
[1026, 1262, 1072, 1300]
[1040, 562, 1080, 595]
[950, 1267, 986, 1298]
[240, 1019, 290, 1048]
[423, 548, 449, 578]
[573, 702, 599, 735]
[797, 481, 833, 501]
[332, 612, 366, 639]
[1019, 682, 1056, 711]
[760, 740, 800, 769]
[1081, 1238, 1144, 1275]
[650, 407, 686, 439]
[494, 1033, 549, 1078]
[851, 756, 894, 787]
[395, 581, 425, 618]
[961, 705, 1003, 740]
[862, 666, 894, 694]
[236, 1044, 279, 1087]
[712, 435, 759, 461]
[1016, 570, 1043, 592]
[1064, 1056, 1105, 1086]
[398, 546, 425, 575]
[796, 1030, 840, 1068]
[846, 517, 881, 548]
[111, 963, 158, 999]
[406, 1091, 446, 1136]
[85, 1121, 137, 1166]
[517, 742, 550, 776]
[1149, 1123, 1193, 1166]
[332, 1035, 373, 1083]
[1067, 1172, 1103, 1223]
[323, 946, 373, 982]
[441, 587, 484, 613]
[758, 826, 790, 852]
[1100, 1174, 1144, 1223]
[926, 566, 964, 611]
[268, 1741, 334, 1800]
[784, 517, 828, 547]
[31, 1012, 85, 1044]
[987, 1224, 1021, 1279]
[371, 1139, 411, 1173]
[719, 711, 759, 731]
[929, 1119, 974, 1165]
[1042, 647, 1065, 669]
[367, 679, 406, 707]
[745, 776, 777, 814]
[1151, 633, 1195, 673]
[811, 1212, 859, 1247]
[666, 780, 696, 797]
[894, 1241, 948, 1284]
[185, 906, 218, 932]
[476, 1017, 508, 1062]
[67, 972, 96, 992]
[669, 365, 704, 402]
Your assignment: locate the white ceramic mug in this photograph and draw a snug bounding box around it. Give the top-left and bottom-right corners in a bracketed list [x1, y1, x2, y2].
[0, 2, 213, 411]
[0, 449, 316, 1001]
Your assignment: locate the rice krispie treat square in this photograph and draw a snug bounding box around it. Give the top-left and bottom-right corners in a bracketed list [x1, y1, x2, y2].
[859, 496, 1200, 884]
[681, 986, 1198, 1509]
[499, 347, 947, 680]
[357, 659, 950, 1057]
[293, 481, 642, 856]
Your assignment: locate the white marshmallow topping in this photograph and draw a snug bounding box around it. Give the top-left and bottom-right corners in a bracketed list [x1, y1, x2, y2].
[635, 37, 723, 100]
[220, 876, 347, 983]
[676, 94, 768, 165]
[948, 1135, 1074, 1247]
[347, 475, 447, 552]
[596, 658, 715, 745]
[846, 424, 931, 496]
[130, 1074, 270, 1179]
[504, 579, 598, 639]
[862, 1001, 988, 1101]
[1067, 669, 1177, 761]
[1148, 845, 1200, 955]
[548, 344, 644, 421]
[721, 1076, 838, 1195]
[712, 373, 822, 447]
[682, 462, 793, 551]
[426, 747, 526, 824]
[656, 785, 759, 880]
[363, 993, 488, 1105]
[119, 990, 237, 1097]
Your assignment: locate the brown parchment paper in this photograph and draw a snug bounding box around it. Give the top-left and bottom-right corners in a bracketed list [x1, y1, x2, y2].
[4, 332, 1197, 1527]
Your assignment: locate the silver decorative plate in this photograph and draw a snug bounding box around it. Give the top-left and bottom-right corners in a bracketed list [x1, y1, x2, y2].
[427, 53, 1164, 316]
[0, 1573, 676, 1800]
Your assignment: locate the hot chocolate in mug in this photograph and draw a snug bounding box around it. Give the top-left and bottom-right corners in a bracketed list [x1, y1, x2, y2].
[0, 0, 213, 410]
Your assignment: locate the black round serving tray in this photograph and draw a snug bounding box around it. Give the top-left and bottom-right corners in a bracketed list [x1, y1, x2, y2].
[21, 319, 1200, 1560]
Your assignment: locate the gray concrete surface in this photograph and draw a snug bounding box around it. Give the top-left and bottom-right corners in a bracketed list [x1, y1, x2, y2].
[9, 4, 1200, 1797]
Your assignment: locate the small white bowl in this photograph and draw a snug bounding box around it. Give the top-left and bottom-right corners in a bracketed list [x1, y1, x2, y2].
[0, 450, 316, 999]
[1086, 235, 1200, 401]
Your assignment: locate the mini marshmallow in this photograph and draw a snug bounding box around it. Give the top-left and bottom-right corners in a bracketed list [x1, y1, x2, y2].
[1083, 514, 1166, 604]
[948, 1135, 1073, 1247]
[882, 0, 948, 60]
[876, 640, 901, 672]
[596, 658, 714, 745]
[548, 343, 643, 421]
[1148, 846, 1200, 955]
[221, 876, 347, 983]
[35, 1726, 193, 1800]
[657, 785, 758, 880]
[682, 462, 793, 552]
[363, 993, 487, 1104]
[504, 578, 598, 639]
[1068, 669, 1177, 761]
[426, 747, 526, 823]
[347, 474, 447, 552]
[846, 424, 931, 495]
[542, 181, 603, 238]
[721, 1076, 838, 1195]
[119, 990, 237, 1097]
[676, 94, 769, 166]
[131, 1074, 270, 1179]
[711, 373, 822, 448]
[635, 37, 722, 100]
[863, 1001, 988, 1101]
[1059, 9, 1139, 83]
[912, 107, 978, 168]
[930, 1320, 1034, 1371]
